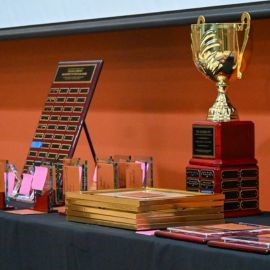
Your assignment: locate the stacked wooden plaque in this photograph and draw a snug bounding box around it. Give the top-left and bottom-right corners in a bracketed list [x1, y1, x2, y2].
[66, 188, 225, 230]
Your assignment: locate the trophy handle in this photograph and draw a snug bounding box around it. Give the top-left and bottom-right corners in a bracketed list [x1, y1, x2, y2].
[191, 15, 205, 63]
[237, 12, 251, 79]
[197, 15, 205, 24]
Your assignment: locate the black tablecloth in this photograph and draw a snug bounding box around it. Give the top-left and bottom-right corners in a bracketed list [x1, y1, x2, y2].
[0, 211, 270, 270]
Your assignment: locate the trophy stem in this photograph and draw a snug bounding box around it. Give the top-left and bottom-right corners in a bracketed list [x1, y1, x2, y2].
[207, 77, 239, 122]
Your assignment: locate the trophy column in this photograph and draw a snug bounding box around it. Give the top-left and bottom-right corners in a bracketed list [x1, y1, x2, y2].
[186, 120, 259, 217]
[187, 12, 260, 217]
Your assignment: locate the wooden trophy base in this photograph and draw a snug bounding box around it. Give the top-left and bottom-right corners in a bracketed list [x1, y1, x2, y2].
[33, 191, 57, 213]
[0, 192, 15, 210]
[186, 120, 260, 218]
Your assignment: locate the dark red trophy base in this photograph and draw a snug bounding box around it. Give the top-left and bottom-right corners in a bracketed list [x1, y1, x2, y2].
[186, 120, 260, 218]
[33, 191, 57, 213]
[0, 192, 15, 210]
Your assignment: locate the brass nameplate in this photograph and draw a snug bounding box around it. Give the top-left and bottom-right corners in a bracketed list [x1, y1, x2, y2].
[54, 64, 96, 83]
[192, 126, 215, 158]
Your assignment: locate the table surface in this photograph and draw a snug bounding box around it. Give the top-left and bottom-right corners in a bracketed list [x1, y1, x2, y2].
[0, 210, 270, 270]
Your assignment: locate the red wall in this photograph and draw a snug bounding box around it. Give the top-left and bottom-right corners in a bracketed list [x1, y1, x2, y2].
[0, 18, 269, 209]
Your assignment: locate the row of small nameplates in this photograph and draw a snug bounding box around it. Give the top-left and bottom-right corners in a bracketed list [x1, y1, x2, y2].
[25, 153, 68, 166]
[187, 179, 258, 190]
[39, 115, 80, 123]
[224, 200, 258, 211]
[191, 188, 258, 200]
[188, 187, 258, 200]
[34, 125, 78, 136]
[42, 106, 83, 114]
[49, 88, 90, 95]
[30, 143, 71, 153]
[46, 97, 87, 104]
[34, 133, 74, 141]
[223, 189, 258, 200]
[186, 169, 258, 180]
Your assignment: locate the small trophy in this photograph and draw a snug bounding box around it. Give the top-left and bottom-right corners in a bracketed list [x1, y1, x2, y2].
[186, 12, 260, 217]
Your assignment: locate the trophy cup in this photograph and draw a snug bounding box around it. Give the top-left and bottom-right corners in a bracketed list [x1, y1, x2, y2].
[186, 12, 260, 217]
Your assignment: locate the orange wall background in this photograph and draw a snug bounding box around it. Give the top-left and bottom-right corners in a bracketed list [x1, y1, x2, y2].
[0, 18, 269, 209]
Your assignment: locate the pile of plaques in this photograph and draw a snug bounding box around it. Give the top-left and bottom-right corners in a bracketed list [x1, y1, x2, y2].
[65, 188, 225, 230]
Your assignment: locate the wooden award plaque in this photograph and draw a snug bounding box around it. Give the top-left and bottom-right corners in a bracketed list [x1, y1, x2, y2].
[66, 188, 225, 230]
[24, 60, 103, 171]
[186, 120, 260, 218]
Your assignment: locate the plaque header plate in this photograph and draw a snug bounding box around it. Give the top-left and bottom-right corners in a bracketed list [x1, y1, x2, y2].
[54, 64, 96, 83]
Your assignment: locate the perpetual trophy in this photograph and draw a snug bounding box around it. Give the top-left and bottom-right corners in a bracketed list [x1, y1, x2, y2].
[186, 12, 260, 217]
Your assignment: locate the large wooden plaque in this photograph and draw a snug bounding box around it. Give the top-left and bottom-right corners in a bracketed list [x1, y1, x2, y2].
[24, 60, 103, 172]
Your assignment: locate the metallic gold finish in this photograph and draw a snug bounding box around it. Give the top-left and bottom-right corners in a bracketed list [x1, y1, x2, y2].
[191, 12, 251, 122]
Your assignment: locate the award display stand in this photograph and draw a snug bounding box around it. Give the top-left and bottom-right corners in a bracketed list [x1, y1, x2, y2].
[187, 13, 260, 217]
[24, 60, 103, 172]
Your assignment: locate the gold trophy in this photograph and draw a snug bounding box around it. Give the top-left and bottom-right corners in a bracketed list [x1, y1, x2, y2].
[191, 12, 250, 121]
[186, 13, 260, 217]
